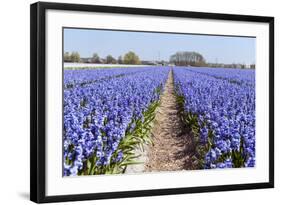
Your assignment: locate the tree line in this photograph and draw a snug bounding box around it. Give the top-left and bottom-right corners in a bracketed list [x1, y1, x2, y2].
[64, 51, 141, 65]
[64, 50, 255, 69]
[169, 51, 254, 69]
[169, 51, 206, 67]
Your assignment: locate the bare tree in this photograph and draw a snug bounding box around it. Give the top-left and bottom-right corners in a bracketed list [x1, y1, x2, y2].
[105, 55, 116, 64]
[118, 55, 123, 64]
[170, 51, 206, 66]
[64, 52, 71, 62]
[70, 51, 80, 62]
[91, 53, 100, 63]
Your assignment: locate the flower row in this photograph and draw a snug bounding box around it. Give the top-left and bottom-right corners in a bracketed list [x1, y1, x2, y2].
[173, 67, 255, 169]
[64, 67, 170, 176]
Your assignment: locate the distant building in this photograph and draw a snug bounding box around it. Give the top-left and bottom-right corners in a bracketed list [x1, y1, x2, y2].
[80, 57, 92, 63]
[141, 60, 157, 65]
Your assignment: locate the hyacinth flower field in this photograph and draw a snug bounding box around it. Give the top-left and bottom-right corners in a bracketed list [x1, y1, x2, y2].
[63, 66, 255, 176]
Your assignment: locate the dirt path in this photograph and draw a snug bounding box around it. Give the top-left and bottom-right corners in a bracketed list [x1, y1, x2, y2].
[145, 69, 197, 172]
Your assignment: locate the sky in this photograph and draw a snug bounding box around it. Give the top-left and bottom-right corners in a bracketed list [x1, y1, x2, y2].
[64, 28, 256, 65]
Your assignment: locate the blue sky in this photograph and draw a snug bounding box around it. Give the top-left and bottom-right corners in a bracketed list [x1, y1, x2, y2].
[64, 28, 256, 64]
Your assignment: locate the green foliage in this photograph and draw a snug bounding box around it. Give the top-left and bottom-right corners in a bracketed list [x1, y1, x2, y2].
[214, 138, 246, 168]
[105, 55, 117, 64]
[118, 55, 123, 64]
[91, 53, 100, 63]
[64, 52, 71, 62]
[174, 88, 248, 169]
[77, 88, 161, 175]
[69, 51, 80, 62]
[174, 83, 206, 168]
[123, 51, 141, 65]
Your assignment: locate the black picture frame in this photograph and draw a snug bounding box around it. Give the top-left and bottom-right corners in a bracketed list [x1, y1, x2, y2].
[30, 1, 274, 203]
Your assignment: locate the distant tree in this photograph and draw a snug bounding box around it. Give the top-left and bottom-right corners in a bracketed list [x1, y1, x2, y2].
[70, 51, 80, 62]
[170, 51, 206, 66]
[105, 55, 116, 64]
[91, 53, 101, 63]
[118, 55, 123, 64]
[123, 51, 141, 65]
[64, 52, 71, 62]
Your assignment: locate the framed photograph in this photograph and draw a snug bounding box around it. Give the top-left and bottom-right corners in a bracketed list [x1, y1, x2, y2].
[30, 1, 274, 203]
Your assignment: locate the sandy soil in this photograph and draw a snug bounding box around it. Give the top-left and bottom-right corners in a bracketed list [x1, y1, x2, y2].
[145, 69, 198, 172]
